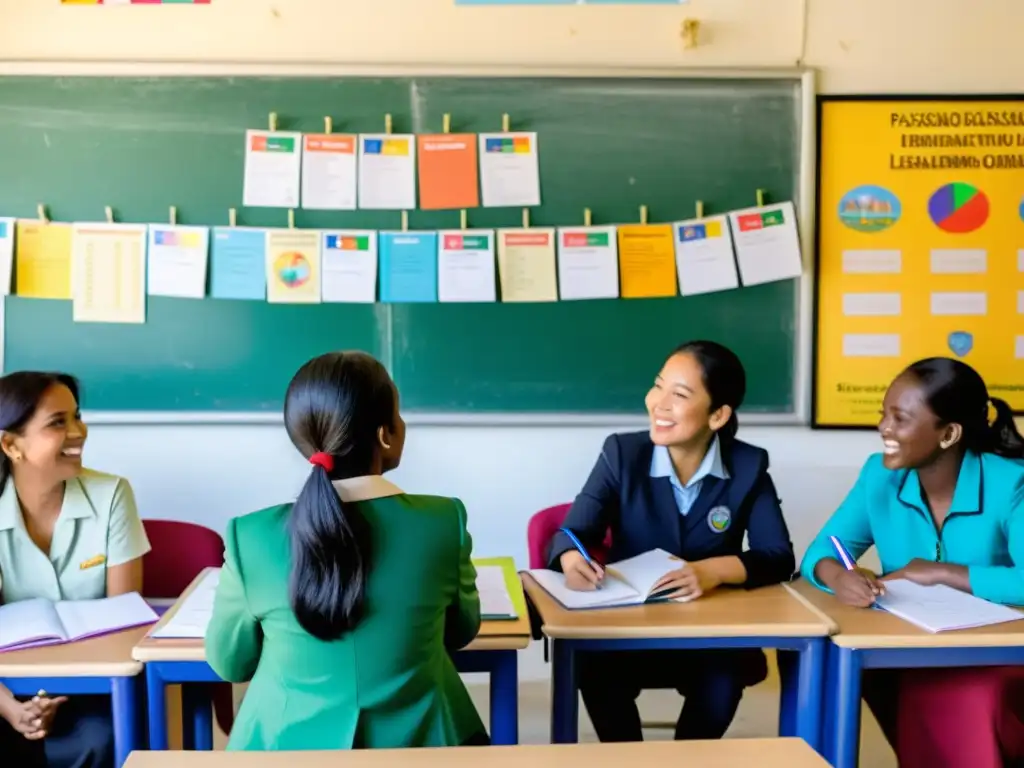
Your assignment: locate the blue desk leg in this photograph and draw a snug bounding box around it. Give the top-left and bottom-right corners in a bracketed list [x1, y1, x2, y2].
[550, 640, 578, 744]
[794, 638, 825, 753]
[145, 665, 169, 751]
[110, 676, 140, 768]
[488, 650, 519, 746]
[776, 650, 797, 738]
[189, 685, 215, 751]
[827, 645, 862, 768]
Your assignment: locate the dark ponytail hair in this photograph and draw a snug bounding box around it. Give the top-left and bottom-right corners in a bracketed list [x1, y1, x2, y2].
[0, 371, 80, 495]
[671, 340, 747, 442]
[283, 351, 397, 642]
[903, 357, 1024, 459]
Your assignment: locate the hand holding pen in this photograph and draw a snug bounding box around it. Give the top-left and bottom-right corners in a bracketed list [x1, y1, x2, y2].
[558, 527, 605, 591]
[828, 535, 884, 608]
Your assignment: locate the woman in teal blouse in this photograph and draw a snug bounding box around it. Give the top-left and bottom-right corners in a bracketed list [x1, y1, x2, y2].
[801, 357, 1024, 768]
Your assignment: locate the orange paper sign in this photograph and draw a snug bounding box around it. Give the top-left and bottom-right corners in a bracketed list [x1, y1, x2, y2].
[617, 225, 677, 298]
[417, 133, 480, 211]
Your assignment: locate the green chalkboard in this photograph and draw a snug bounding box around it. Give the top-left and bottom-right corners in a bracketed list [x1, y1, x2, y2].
[0, 76, 801, 414]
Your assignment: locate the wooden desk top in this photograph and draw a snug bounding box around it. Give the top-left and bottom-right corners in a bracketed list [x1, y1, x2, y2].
[0, 626, 147, 678]
[523, 574, 836, 640]
[134, 566, 532, 663]
[123, 738, 828, 767]
[787, 578, 1024, 649]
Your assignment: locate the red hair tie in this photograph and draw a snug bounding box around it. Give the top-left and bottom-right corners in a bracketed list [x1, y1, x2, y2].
[309, 452, 334, 472]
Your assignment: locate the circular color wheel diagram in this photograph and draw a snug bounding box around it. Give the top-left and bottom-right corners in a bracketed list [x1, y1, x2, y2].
[927, 182, 990, 234]
[274, 251, 311, 288]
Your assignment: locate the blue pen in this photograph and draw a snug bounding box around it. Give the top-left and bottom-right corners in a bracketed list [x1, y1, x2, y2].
[559, 527, 603, 589]
[830, 535, 856, 570]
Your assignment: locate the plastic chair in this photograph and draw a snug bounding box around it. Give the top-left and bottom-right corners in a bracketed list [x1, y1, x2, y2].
[525, 505, 672, 731]
[142, 519, 235, 737]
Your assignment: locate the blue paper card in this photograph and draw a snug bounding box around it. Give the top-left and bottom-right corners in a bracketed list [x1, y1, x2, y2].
[379, 232, 439, 303]
[211, 227, 267, 300]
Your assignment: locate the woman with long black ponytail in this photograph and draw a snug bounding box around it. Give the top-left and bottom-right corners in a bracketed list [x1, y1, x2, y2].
[206, 351, 487, 750]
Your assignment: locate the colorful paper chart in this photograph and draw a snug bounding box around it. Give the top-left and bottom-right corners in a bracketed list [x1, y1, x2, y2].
[927, 182, 990, 234]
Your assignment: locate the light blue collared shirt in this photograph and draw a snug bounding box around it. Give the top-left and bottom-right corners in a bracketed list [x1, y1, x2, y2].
[649, 436, 730, 516]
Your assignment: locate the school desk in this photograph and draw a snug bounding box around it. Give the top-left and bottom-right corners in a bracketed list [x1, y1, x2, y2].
[522, 576, 835, 750]
[787, 578, 1024, 768]
[133, 563, 532, 750]
[122, 737, 830, 768]
[0, 626, 149, 768]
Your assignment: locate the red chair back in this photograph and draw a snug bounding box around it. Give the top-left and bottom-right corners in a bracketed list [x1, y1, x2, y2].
[142, 520, 225, 598]
[526, 503, 612, 569]
[141, 519, 234, 736]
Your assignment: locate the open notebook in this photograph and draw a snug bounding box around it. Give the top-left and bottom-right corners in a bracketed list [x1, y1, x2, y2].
[529, 549, 692, 610]
[875, 579, 1024, 633]
[0, 592, 158, 653]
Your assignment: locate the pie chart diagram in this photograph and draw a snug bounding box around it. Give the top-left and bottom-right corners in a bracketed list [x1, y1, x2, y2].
[274, 251, 311, 288]
[927, 182, 989, 234]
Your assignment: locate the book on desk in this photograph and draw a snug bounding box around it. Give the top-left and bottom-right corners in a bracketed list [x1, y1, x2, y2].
[528, 549, 694, 610]
[0, 592, 158, 653]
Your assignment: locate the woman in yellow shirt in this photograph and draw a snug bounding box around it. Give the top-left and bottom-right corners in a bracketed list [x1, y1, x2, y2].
[0, 371, 151, 768]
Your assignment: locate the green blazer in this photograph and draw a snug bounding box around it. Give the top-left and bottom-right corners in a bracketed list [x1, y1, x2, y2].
[205, 475, 485, 750]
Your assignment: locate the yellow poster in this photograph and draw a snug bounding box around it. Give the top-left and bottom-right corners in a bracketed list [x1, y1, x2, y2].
[617, 225, 677, 298]
[265, 229, 321, 304]
[815, 98, 1024, 426]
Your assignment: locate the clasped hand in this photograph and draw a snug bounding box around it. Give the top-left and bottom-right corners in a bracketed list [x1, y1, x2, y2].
[2, 694, 67, 740]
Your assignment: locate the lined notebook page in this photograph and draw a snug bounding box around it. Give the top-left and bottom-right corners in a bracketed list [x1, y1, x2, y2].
[877, 579, 1024, 633]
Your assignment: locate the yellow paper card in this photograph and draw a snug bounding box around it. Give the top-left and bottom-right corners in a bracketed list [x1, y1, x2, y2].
[15, 221, 73, 299]
[617, 224, 677, 298]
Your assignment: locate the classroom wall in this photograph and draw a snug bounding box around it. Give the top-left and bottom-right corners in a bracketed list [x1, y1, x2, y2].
[6, 0, 1023, 682]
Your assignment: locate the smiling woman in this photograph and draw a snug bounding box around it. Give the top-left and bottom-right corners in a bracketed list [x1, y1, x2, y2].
[801, 357, 1024, 768]
[0, 370, 151, 768]
[547, 340, 795, 744]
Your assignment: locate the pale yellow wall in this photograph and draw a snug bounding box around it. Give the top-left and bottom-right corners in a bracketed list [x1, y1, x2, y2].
[4, 0, 1022, 93]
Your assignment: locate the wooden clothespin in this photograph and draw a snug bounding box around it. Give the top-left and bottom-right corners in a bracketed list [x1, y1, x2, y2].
[105, 206, 114, 224]
[695, 201, 705, 219]
[324, 116, 333, 135]
[229, 208, 238, 228]
[169, 206, 178, 226]
[584, 208, 592, 227]
[756, 189, 766, 207]
[385, 114, 393, 135]
[443, 113, 452, 134]
[681, 18, 700, 50]
[37, 204, 48, 224]
[639, 205, 649, 225]
[522, 209, 531, 229]
[401, 211, 409, 232]
[502, 113, 511, 133]
[269, 112, 279, 132]
[287, 209, 295, 230]
[460, 210, 468, 230]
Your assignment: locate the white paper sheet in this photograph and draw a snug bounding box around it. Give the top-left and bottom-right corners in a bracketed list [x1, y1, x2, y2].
[243, 130, 302, 209]
[438, 230, 497, 303]
[151, 570, 221, 639]
[54, 592, 158, 642]
[876, 580, 1024, 633]
[147, 225, 209, 299]
[321, 230, 378, 303]
[301, 133, 358, 210]
[557, 226, 619, 300]
[479, 132, 541, 208]
[357, 134, 416, 210]
[673, 216, 740, 295]
[0, 599, 66, 650]
[0, 217, 14, 295]
[728, 201, 803, 286]
[476, 566, 517, 619]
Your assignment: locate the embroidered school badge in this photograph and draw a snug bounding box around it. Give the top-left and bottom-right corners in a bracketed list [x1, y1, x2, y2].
[707, 506, 732, 533]
[79, 554, 107, 570]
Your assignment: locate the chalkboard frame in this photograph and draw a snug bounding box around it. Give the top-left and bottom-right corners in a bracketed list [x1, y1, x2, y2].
[0, 64, 816, 426]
